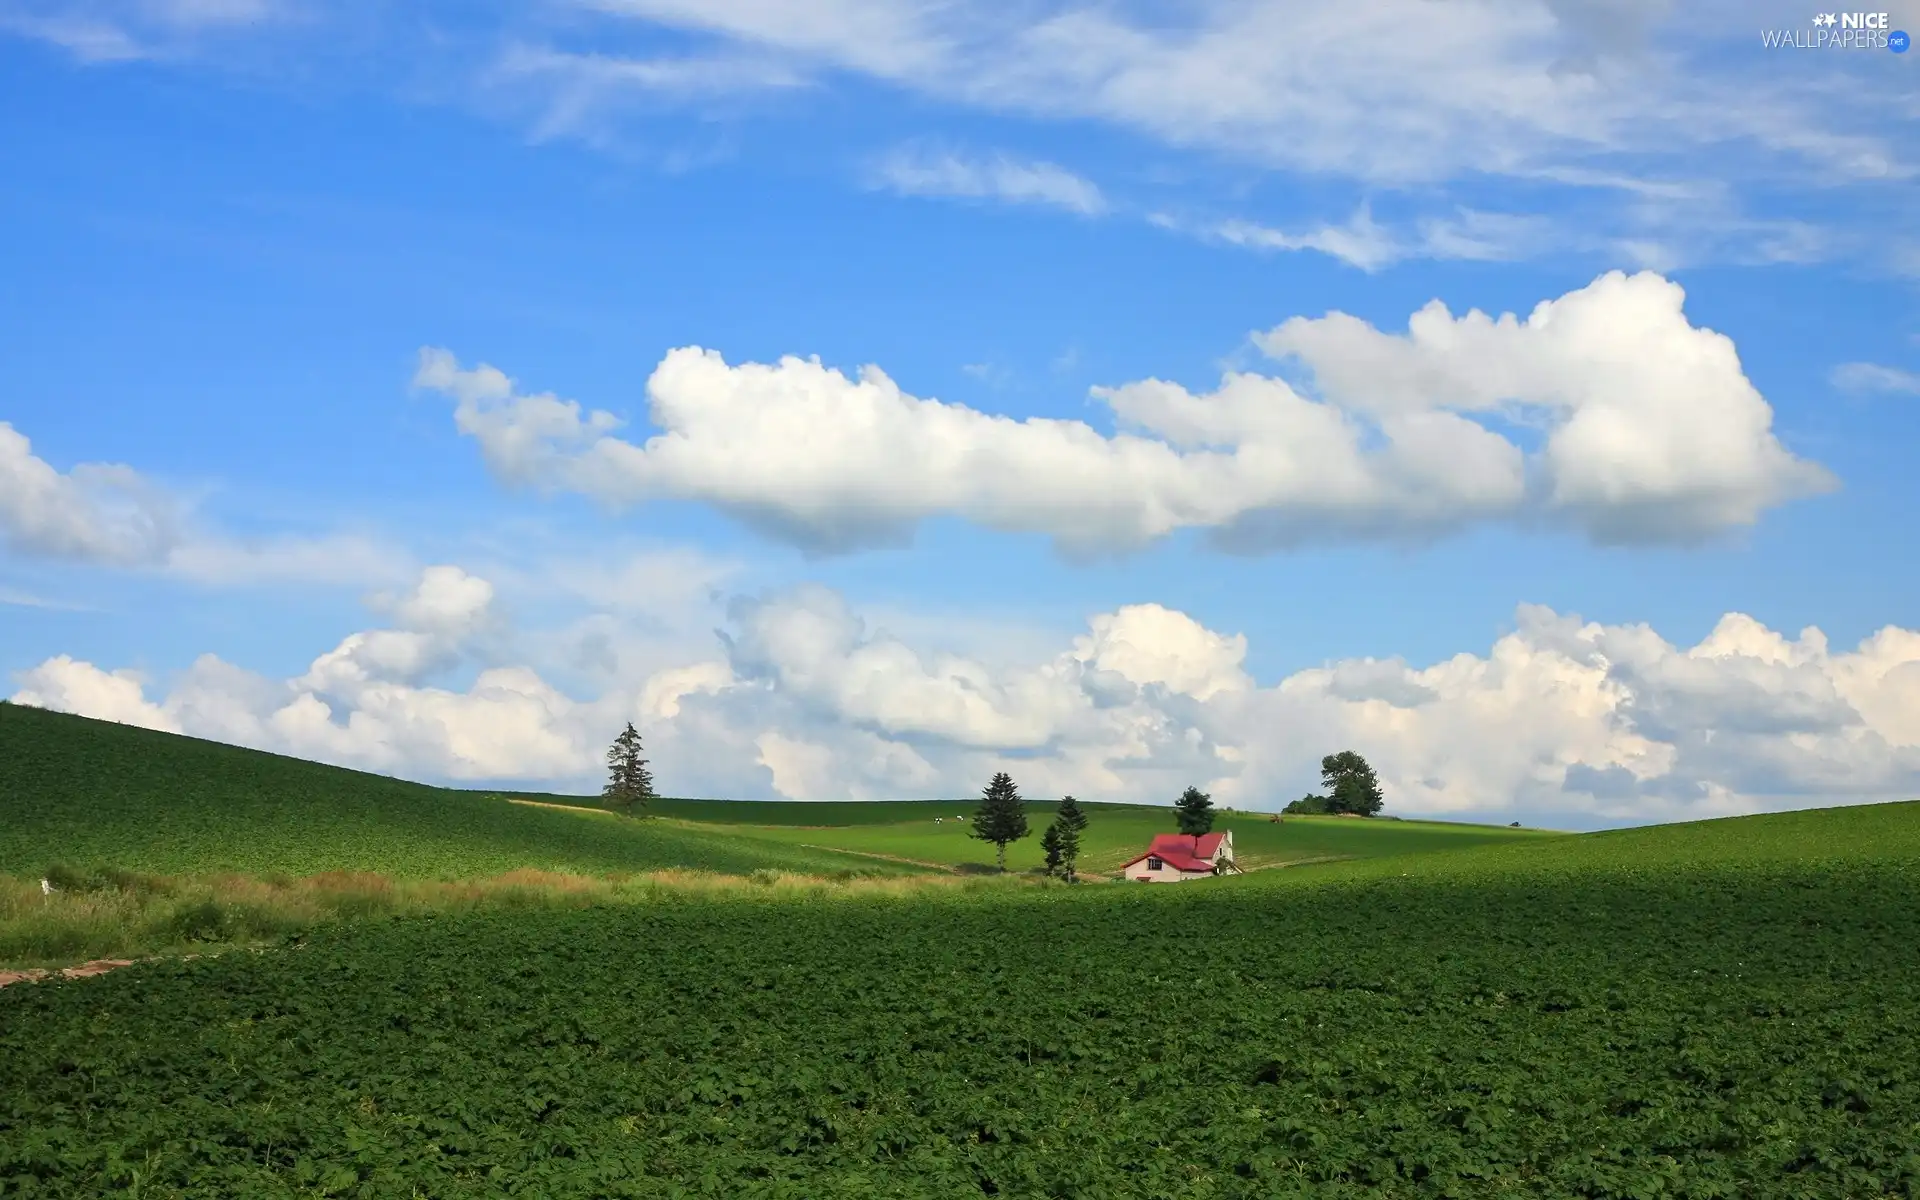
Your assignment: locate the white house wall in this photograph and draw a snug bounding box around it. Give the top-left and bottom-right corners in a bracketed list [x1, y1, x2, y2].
[1121, 859, 1214, 883]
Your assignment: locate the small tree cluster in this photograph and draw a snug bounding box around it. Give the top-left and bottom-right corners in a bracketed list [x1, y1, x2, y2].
[971, 774, 1092, 881]
[1283, 751, 1384, 816]
[603, 722, 657, 817]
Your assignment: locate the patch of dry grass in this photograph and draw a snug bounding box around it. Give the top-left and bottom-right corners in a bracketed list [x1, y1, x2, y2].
[0, 865, 1045, 971]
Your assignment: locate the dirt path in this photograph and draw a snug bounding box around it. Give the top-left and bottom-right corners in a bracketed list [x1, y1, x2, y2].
[0, 958, 136, 989]
[796, 845, 962, 872]
[507, 798, 615, 816]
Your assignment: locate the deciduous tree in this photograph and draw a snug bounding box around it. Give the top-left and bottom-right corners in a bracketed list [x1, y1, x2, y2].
[1320, 751, 1384, 817]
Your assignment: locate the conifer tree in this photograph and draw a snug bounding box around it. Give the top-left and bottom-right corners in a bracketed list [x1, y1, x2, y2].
[603, 723, 656, 817]
[970, 771, 1029, 871]
[1041, 824, 1064, 877]
[1051, 793, 1088, 883]
[1174, 785, 1215, 835]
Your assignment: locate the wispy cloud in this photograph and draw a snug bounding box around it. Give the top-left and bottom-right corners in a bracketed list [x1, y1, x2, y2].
[0, 584, 96, 611]
[0, 0, 290, 61]
[1831, 361, 1920, 395]
[869, 146, 1106, 216]
[1150, 205, 1554, 272]
[563, 0, 1912, 190]
[8, 0, 1912, 276]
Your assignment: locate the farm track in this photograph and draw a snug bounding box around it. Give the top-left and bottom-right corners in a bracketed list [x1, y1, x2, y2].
[795, 844, 964, 872]
[0, 958, 136, 988]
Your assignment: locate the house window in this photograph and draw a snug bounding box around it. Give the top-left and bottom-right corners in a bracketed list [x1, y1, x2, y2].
[1147, 856, 1163, 870]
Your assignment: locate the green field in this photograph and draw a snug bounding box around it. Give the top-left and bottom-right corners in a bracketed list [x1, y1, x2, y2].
[4, 805, 1919, 1196]
[6, 703, 1920, 1196]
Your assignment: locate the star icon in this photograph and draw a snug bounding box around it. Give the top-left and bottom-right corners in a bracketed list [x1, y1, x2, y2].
[1813, 12, 1836, 26]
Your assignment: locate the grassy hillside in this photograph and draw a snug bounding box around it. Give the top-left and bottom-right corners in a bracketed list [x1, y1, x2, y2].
[1226, 796, 1920, 893]
[503, 792, 1011, 826]
[0, 704, 916, 881]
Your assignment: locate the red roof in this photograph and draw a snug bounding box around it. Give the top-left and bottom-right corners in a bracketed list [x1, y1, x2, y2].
[1121, 832, 1228, 873]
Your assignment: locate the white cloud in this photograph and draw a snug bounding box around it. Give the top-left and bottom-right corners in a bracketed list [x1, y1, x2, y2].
[419, 270, 1832, 554]
[12, 655, 180, 732]
[1249, 270, 1836, 542]
[1831, 361, 1920, 396]
[869, 147, 1105, 215]
[0, 422, 181, 564]
[0, 420, 412, 588]
[13, 578, 1920, 822]
[298, 565, 496, 700]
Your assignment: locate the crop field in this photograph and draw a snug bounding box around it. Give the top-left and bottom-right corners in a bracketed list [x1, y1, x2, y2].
[5, 805, 1920, 1198]
[0, 705, 908, 882]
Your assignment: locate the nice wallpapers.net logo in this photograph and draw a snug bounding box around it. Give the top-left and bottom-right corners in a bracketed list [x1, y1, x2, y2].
[1761, 11, 1911, 50]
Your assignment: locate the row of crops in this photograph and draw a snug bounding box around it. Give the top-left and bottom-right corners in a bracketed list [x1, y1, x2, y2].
[5, 854, 1918, 1197]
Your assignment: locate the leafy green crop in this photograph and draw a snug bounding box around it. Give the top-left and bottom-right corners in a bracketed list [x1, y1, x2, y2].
[5, 849, 1918, 1197]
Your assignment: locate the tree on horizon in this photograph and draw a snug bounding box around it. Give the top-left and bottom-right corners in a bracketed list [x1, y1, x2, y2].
[1321, 751, 1384, 817]
[1174, 785, 1216, 835]
[603, 723, 656, 817]
[970, 772, 1029, 871]
[1285, 751, 1385, 816]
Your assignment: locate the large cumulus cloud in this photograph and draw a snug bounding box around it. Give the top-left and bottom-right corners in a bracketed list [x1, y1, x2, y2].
[417, 271, 1832, 557]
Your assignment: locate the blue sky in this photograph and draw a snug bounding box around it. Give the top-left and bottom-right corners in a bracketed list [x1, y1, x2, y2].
[3, 0, 1917, 828]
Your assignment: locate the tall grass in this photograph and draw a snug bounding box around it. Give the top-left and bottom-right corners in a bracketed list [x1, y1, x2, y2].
[0, 866, 1048, 970]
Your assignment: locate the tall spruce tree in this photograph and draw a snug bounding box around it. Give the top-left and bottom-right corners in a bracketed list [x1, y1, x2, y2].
[1320, 751, 1384, 817]
[603, 723, 656, 817]
[970, 771, 1029, 871]
[1052, 794, 1088, 883]
[1174, 785, 1216, 835]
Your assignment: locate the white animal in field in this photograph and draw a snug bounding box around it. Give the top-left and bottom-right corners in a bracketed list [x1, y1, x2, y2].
[41, 878, 53, 895]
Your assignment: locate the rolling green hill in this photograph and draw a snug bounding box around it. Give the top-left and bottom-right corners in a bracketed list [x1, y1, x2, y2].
[700, 806, 1556, 875]
[0, 704, 917, 880]
[1225, 795, 1920, 893]
[0, 700, 1563, 884]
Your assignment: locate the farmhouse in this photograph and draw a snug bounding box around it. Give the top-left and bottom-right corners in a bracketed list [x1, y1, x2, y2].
[1119, 831, 1235, 882]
